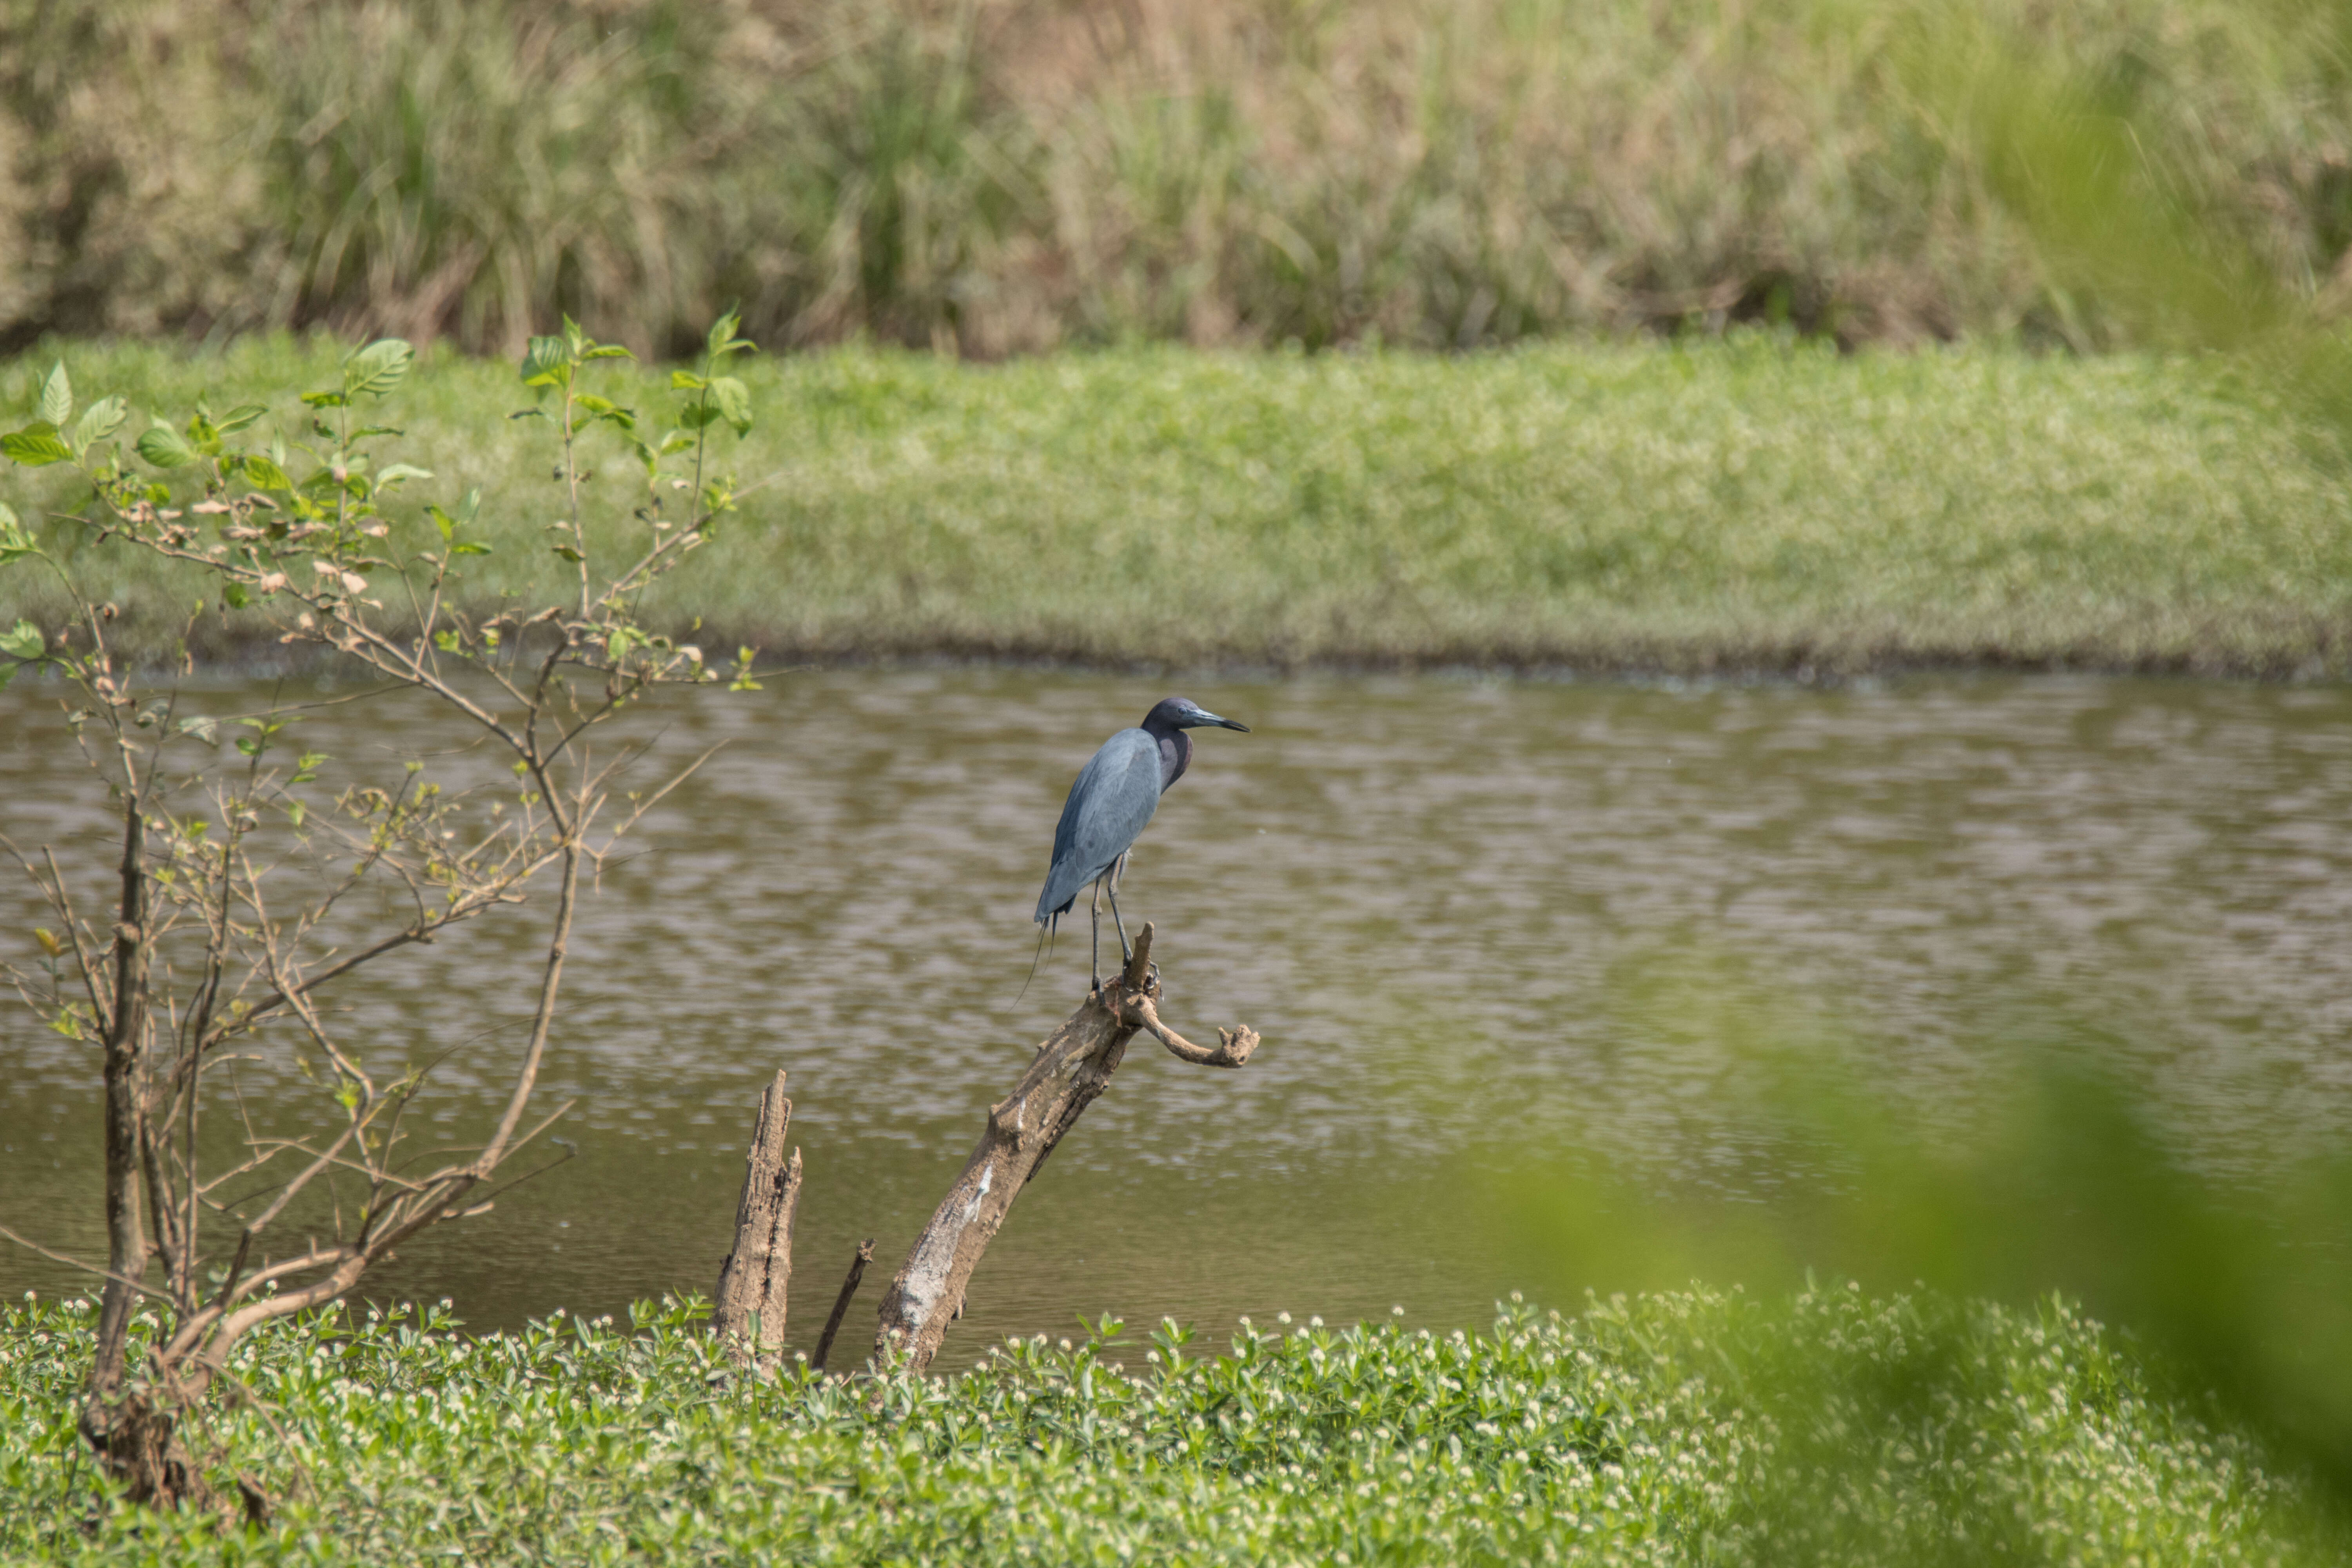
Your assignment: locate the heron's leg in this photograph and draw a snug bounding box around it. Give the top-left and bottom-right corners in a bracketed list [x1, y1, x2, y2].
[1105, 879, 1133, 967]
[1107, 850, 1134, 961]
[1088, 878, 1104, 992]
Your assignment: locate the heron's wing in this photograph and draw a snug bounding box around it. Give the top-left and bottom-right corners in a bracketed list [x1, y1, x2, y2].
[1035, 730, 1162, 922]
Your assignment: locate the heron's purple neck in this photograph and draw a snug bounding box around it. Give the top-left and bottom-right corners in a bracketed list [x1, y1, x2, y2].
[1143, 717, 1193, 793]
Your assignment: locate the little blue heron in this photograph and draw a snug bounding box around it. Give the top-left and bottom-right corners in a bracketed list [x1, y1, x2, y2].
[1033, 696, 1251, 991]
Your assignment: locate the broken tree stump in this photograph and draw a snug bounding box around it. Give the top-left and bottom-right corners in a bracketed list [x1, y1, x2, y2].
[872, 923, 1259, 1372]
[713, 1069, 802, 1366]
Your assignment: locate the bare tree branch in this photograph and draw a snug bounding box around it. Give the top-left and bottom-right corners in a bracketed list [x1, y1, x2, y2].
[4, 316, 754, 1506]
[871, 926, 1262, 1372]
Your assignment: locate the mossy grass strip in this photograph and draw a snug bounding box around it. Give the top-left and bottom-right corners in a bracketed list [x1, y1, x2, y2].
[2, 336, 2345, 676]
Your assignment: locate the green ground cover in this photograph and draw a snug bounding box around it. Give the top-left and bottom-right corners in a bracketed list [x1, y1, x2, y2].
[3, 336, 2347, 675]
[1, 1286, 2332, 1565]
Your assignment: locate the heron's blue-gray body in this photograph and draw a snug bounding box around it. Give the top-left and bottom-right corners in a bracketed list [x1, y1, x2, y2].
[1033, 697, 1249, 984]
[1034, 726, 1186, 923]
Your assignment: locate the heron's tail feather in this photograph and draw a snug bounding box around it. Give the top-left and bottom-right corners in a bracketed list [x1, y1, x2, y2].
[1016, 913, 1055, 1005]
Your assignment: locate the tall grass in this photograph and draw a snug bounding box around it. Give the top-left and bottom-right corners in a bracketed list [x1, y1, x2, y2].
[3, 0, 2348, 357]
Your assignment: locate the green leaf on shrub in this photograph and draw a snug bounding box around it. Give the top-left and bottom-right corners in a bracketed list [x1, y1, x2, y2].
[214, 405, 269, 435]
[376, 463, 433, 487]
[706, 309, 747, 361]
[0, 502, 31, 564]
[729, 645, 763, 691]
[709, 377, 753, 436]
[71, 396, 127, 454]
[344, 339, 414, 399]
[36, 362, 69, 428]
[451, 542, 492, 556]
[0, 619, 44, 662]
[176, 715, 219, 744]
[136, 421, 198, 469]
[222, 581, 248, 610]
[521, 336, 569, 388]
[2, 426, 73, 466]
[240, 455, 293, 491]
[301, 390, 349, 409]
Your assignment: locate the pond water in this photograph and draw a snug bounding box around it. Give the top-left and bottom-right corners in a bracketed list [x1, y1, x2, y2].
[5, 670, 2350, 1363]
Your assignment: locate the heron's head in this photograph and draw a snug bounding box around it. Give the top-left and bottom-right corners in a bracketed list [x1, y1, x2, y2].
[1145, 696, 1251, 733]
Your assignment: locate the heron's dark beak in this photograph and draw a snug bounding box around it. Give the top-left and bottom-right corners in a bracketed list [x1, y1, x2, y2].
[1195, 710, 1250, 733]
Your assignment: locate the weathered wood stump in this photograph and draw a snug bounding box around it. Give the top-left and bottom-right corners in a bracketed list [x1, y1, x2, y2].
[872, 923, 1259, 1372]
[712, 1070, 802, 1366]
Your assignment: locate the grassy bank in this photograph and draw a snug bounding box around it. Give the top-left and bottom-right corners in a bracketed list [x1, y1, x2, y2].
[6, 0, 2348, 356]
[4, 336, 2348, 675]
[1, 1287, 2333, 1564]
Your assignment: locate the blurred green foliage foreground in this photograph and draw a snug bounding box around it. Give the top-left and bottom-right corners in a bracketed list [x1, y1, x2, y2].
[2, 1289, 2339, 1565]
[5, 335, 2349, 674]
[7, 0, 2351, 358]
[1495, 1042, 2352, 1523]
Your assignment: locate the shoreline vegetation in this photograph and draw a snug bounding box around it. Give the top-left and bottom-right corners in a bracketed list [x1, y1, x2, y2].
[3, 1285, 2337, 1563]
[3, 335, 2348, 679]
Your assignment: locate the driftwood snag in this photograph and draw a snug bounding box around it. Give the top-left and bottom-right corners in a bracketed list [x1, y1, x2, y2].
[713, 1070, 802, 1365]
[811, 1238, 877, 1373]
[873, 924, 1259, 1372]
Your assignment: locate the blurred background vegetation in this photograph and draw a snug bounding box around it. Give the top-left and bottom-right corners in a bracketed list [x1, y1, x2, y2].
[4, 0, 2350, 360]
